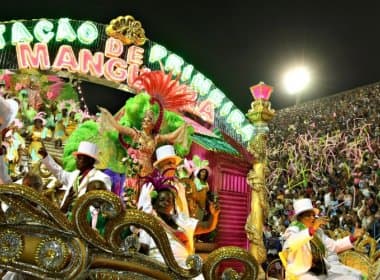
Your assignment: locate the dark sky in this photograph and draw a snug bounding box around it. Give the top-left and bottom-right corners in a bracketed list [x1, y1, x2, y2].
[2, 1, 380, 113]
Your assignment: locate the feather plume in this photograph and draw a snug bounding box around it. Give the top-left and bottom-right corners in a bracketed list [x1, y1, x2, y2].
[142, 169, 177, 192]
[133, 70, 196, 112]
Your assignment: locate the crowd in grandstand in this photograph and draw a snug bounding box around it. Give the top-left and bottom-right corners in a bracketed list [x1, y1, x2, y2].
[264, 83, 380, 260]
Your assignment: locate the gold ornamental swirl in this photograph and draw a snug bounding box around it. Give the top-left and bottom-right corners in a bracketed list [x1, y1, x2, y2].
[246, 99, 275, 125]
[105, 208, 203, 279]
[248, 134, 267, 162]
[0, 184, 73, 232]
[89, 251, 182, 280]
[202, 246, 259, 280]
[106, 15, 147, 46]
[71, 190, 124, 252]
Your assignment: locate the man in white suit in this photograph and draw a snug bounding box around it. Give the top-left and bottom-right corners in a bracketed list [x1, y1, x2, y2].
[39, 141, 112, 213]
[282, 198, 364, 280]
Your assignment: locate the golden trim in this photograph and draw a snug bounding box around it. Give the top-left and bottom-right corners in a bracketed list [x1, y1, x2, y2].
[0, 184, 261, 279]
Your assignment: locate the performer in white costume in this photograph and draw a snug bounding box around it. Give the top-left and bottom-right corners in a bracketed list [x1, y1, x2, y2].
[39, 141, 112, 212]
[282, 198, 364, 280]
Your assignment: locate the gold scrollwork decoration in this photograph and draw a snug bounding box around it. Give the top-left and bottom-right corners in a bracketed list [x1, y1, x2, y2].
[248, 134, 267, 162]
[104, 208, 202, 279]
[71, 190, 124, 252]
[0, 225, 89, 279]
[0, 184, 73, 233]
[106, 15, 147, 45]
[203, 246, 259, 280]
[246, 99, 275, 125]
[89, 252, 182, 280]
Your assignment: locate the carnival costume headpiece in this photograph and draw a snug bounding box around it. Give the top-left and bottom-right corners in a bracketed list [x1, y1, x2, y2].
[192, 155, 211, 177]
[73, 141, 100, 164]
[293, 198, 319, 218]
[118, 70, 196, 150]
[153, 145, 182, 169]
[33, 111, 47, 125]
[142, 168, 177, 194]
[133, 70, 196, 134]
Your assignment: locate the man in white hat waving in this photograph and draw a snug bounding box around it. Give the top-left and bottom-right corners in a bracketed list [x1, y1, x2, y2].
[0, 96, 19, 184]
[39, 141, 112, 213]
[281, 198, 364, 279]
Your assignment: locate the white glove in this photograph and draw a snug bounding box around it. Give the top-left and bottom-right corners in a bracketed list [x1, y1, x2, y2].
[137, 183, 154, 214]
[131, 183, 154, 234]
[91, 207, 99, 229]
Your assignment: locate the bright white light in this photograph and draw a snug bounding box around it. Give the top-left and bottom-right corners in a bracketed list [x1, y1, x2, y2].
[283, 66, 310, 94]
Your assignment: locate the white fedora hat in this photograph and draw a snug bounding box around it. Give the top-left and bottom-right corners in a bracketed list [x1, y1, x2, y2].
[293, 198, 319, 217]
[0, 97, 19, 130]
[73, 141, 99, 163]
[153, 145, 182, 168]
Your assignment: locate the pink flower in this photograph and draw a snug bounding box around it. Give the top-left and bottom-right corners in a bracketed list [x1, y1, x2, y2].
[124, 178, 138, 188]
[127, 147, 140, 160]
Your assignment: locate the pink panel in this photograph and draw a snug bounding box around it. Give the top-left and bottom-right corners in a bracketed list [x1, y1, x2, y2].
[187, 142, 251, 251]
[217, 170, 250, 250]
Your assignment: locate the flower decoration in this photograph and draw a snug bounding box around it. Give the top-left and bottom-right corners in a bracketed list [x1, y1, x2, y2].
[122, 147, 142, 178]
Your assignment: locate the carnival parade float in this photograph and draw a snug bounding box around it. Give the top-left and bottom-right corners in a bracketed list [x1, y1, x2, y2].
[0, 15, 261, 279]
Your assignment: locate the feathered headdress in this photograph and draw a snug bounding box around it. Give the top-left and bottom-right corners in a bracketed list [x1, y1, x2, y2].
[142, 168, 177, 193]
[133, 70, 197, 134]
[193, 155, 211, 176]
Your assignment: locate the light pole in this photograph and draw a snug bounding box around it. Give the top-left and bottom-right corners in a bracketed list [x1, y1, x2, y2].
[245, 81, 275, 279]
[283, 66, 310, 105]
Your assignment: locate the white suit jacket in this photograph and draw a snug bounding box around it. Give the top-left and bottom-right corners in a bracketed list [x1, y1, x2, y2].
[42, 155, 112, 208]
[283, 225, 353, 278]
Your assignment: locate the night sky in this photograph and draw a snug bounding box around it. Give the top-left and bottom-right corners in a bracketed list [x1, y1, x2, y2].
[1, 1, 380, 113]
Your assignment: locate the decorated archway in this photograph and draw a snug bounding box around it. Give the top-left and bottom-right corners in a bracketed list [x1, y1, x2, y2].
[0, 16, 254, 146]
